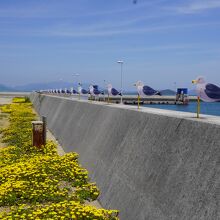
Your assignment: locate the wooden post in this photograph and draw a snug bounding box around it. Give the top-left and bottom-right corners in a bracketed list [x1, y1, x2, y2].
[32, 121, 44, 148]
[108, 94, 110, 104]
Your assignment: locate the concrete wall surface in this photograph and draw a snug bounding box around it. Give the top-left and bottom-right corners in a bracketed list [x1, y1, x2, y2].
[30, 93, 219, 220]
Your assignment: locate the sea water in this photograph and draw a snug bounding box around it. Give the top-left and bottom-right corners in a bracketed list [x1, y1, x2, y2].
[143, 102, 220, 117]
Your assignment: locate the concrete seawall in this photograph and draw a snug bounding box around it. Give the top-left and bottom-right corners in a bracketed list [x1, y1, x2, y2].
[30, 93, 219, 220]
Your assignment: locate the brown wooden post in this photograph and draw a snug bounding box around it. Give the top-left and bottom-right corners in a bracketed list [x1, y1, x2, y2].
[32, 121, 44, 148]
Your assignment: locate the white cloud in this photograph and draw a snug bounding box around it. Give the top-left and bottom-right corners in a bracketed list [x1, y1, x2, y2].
[0, 20, 219, 38]
[32, 21, 220, 37]
[174, 0, 220, 14]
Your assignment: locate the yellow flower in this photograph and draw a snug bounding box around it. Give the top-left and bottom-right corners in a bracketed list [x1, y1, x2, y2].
[0, 99, 119, 220]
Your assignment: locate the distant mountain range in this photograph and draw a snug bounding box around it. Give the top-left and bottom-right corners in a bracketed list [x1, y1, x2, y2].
[0, 82, 89, 92]
[160, 89, 176, 96]
[12, 82, 87, 92]
[0, 84, 18, 92]
[0, 82, 197, 96]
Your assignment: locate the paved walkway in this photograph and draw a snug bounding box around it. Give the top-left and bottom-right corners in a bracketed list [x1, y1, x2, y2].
[0, 97, 13, 105]
[0, 97, 11, 148]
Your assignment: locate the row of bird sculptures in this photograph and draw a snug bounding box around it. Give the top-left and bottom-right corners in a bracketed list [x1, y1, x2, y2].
[41, 76, 220, 119]
[46, 81, 161, 98]
[45, 76, 220, 102]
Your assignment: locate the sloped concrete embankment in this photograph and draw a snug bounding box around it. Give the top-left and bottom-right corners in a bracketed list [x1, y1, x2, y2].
[30, 93, 219, 220]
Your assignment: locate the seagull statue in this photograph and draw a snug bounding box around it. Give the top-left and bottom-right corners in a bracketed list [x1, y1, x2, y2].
[134, 81, 161, 109]
[77, 84, 89, 100]
[107, 84, 122, 96]
[134, 81, 161, 96]
[78, 84, 89, 95]
[66, 89, 71, 94]
[89, 85, 103, 97]
[89, 85, 104, 101]
[70, 87, 78, 95]
[192, 76, 220, 102]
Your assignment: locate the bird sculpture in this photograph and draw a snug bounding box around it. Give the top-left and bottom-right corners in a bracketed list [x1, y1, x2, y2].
[107, 84, 122, 103]
[77, 84, 89, 100]
[89, 85, 104, 101]
[192, 76, 220, 118]
[89, 85, 103, 96]
[192, 76, 220, 102]
[134, 81, 161, 96]
[107, 84, 121, 96]
[78, 84, 89, 95]
[70, 87, 78, 95]
[134, 81, 161, 109]
[66, 89, 71, 94]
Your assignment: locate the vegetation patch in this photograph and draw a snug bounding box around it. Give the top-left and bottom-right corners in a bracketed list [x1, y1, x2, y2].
[0, 97, 119, 219]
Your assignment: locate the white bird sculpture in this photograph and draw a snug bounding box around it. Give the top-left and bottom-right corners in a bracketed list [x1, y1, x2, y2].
[89, 85, 103, 97]
[77, 84, 88, 100]
[134, 81, 161, 97]
[107, 84, 121, 96]
[78, 84, 89, 95]
[192, 76, 220, 102]
[133, 81, 161, 109]
[70, 87, 78, 95]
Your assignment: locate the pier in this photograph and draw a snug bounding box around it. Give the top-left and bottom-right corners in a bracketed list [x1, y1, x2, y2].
[95, 95, 197, 105]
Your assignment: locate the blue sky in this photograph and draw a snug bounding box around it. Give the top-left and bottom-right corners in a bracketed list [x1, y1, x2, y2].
[0, 0, 220, 90]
